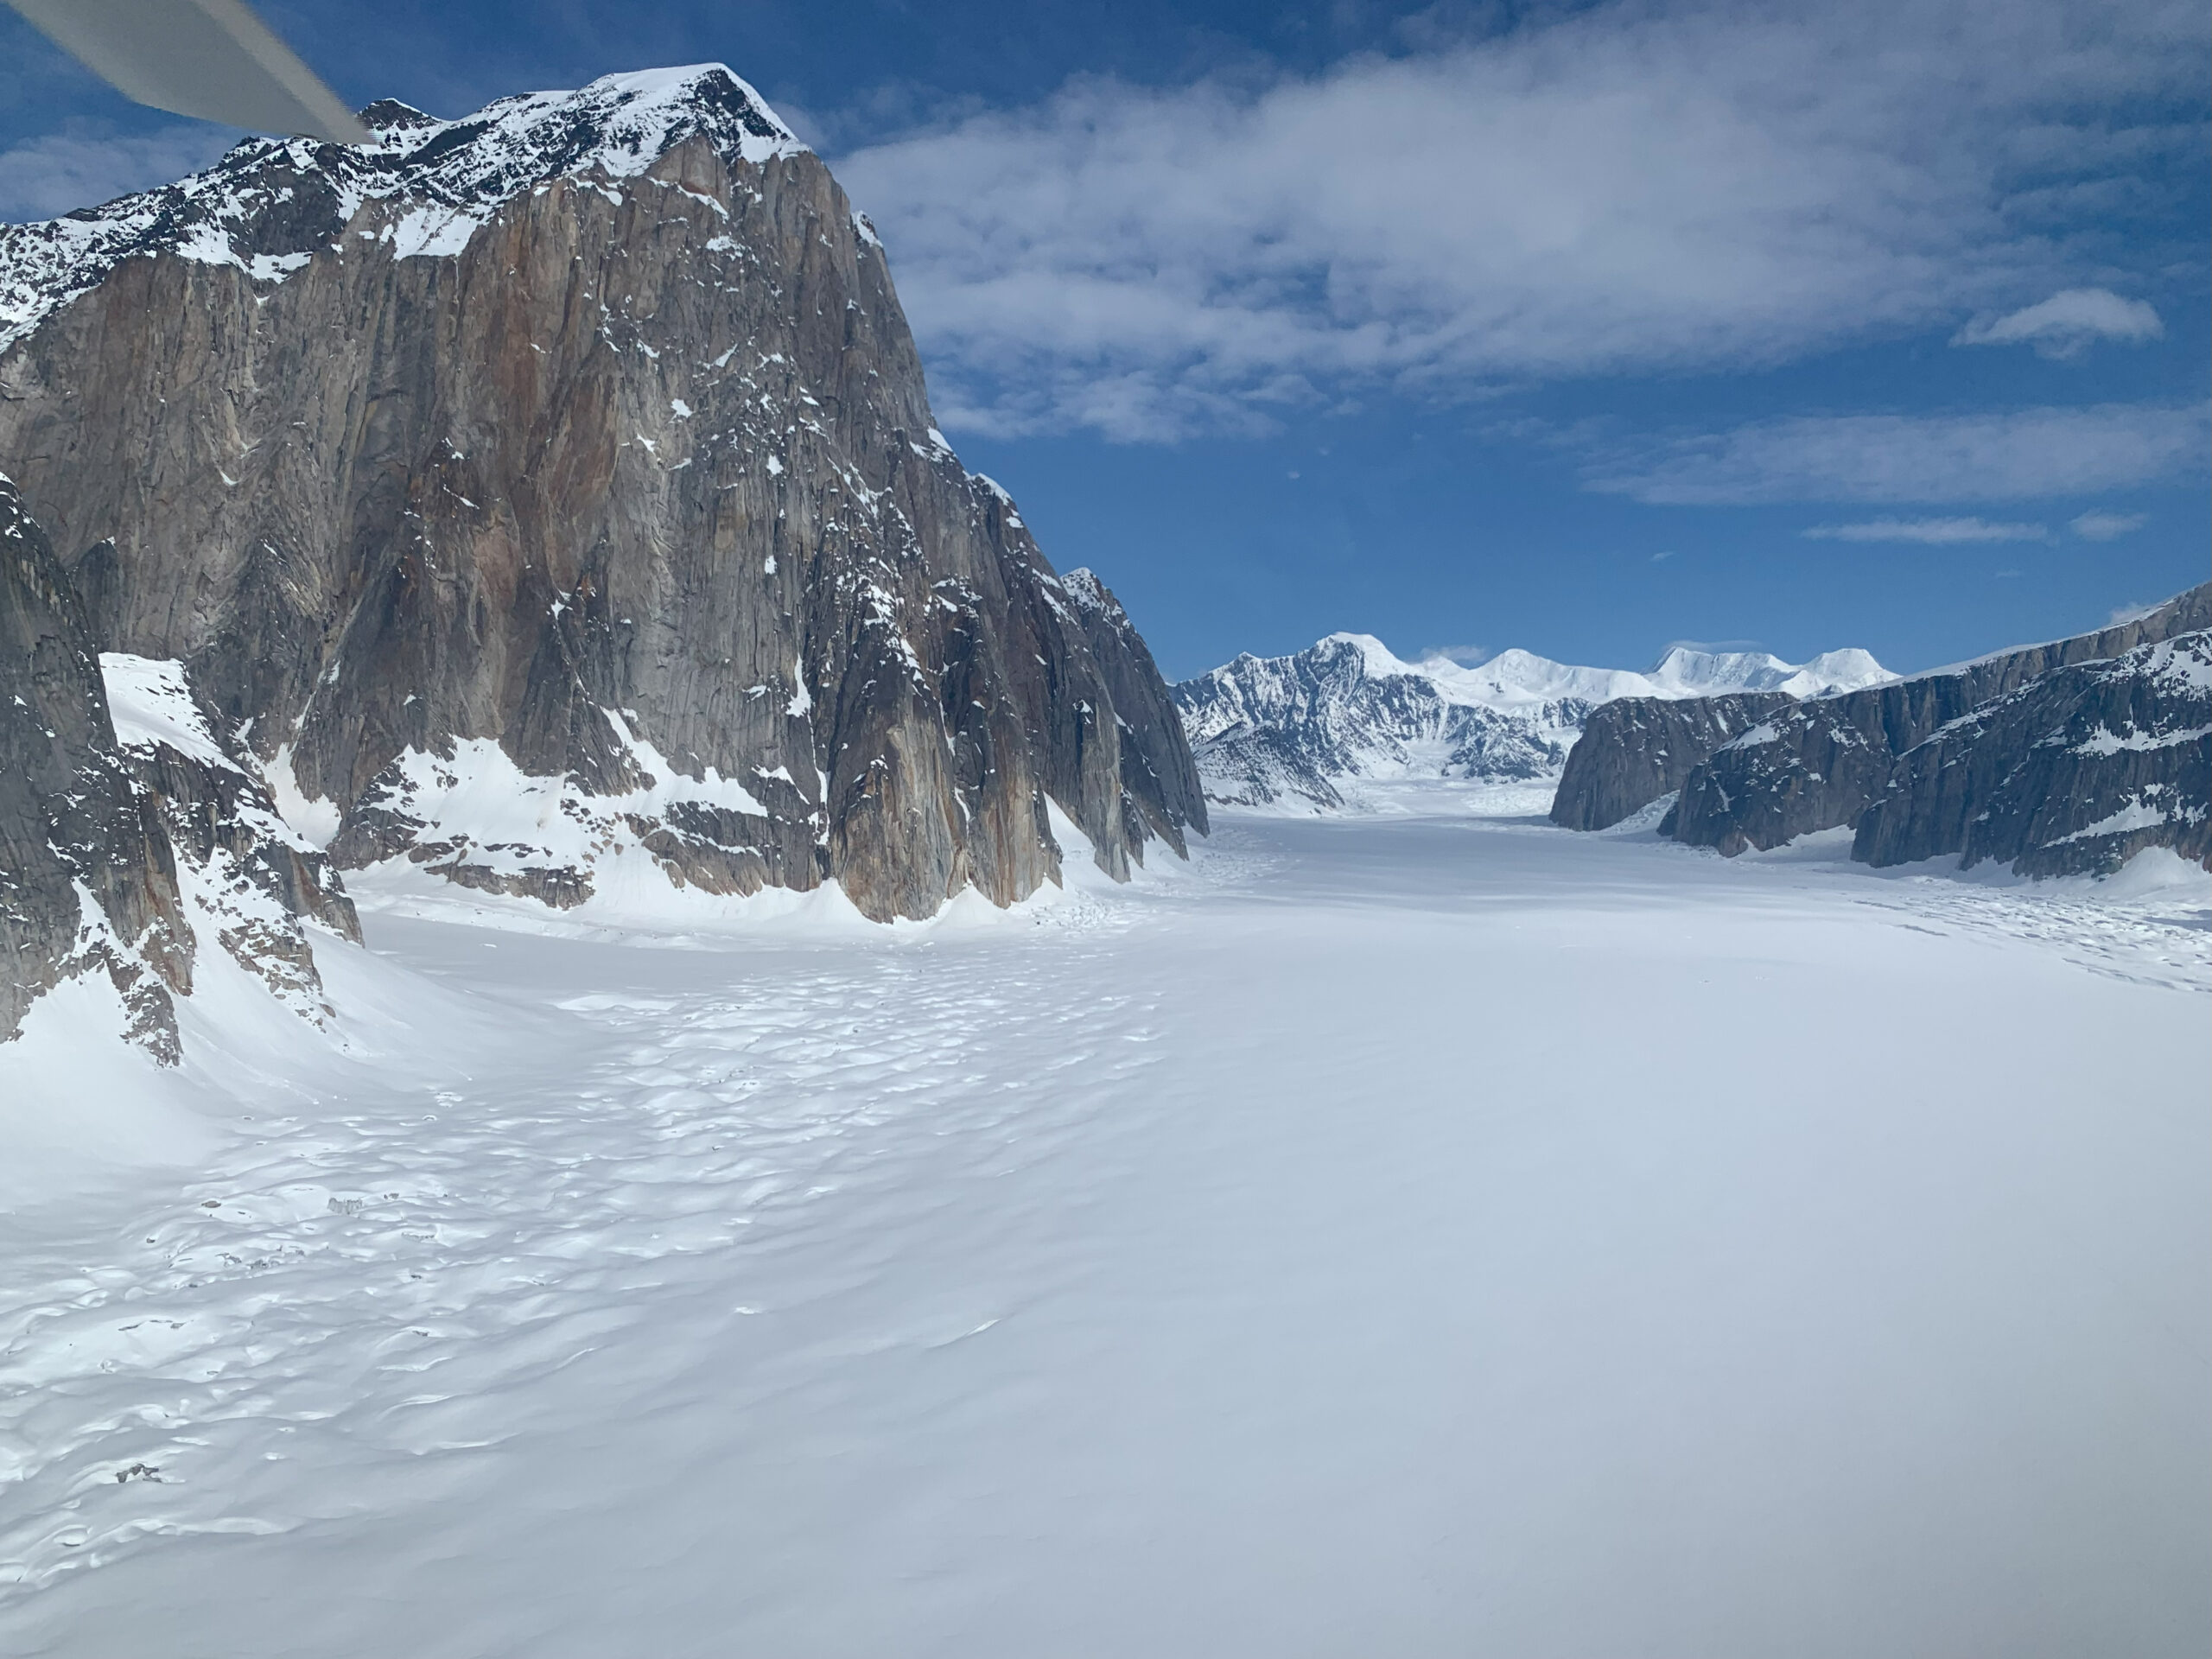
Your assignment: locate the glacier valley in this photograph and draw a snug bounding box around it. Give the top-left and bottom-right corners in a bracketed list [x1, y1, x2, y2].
[2, 799, 2205, 1658]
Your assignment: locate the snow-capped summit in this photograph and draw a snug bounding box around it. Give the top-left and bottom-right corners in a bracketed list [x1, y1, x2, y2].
[1173, 632, 1892, 812]
[1, 65, 804, 352]
[1643, 645, 1892, 699]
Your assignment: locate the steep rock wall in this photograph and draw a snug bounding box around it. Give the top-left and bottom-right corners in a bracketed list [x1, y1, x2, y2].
[0, 476, 188, 1054]
[1851, 632, 2211, 876]
[1548, 693, 1793, 832]
[0, 69, 1204, 924]
[1662, 586, 2210, 855]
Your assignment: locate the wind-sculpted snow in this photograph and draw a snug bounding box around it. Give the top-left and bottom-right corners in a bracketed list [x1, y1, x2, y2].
[0, 814, 2202, 1656]
[1175, 632, 1888, 812]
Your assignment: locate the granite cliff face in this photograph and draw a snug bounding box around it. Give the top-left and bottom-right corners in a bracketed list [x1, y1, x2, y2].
[0, 67, 1204, 938]
[1851, 631, 2211, 876]
[1547, 693, 1792, 832]
[1662, 586, 2209, 857]
[1548, 583, 2211, 877]
[0, 475, 186, 1053]
[0, 477, 356, 1053]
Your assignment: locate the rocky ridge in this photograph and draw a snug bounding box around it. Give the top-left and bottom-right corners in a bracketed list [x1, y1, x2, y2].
[1850, 630, 2210, 875]
[1548, 584, 2211, 876]
[1177, 633, 1889, 812]
[1660, 586, 2209, 863]
[0, 477, 356, 1052]
[0, 65, 1206, 971]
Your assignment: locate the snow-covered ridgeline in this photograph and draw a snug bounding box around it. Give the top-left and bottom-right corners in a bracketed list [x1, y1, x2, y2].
[0, 65, 804, 353]
[1173, 632, 1891, 812]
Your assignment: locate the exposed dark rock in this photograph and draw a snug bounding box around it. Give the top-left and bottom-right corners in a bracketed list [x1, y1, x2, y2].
[0, 477, 189, 1057]
[1662, 585, 2210, 855]
[3, 476, 360, 1054]
[1058, 569, 1208, 856]
[1852, 631, 2212, 876]
[104, 655, 361, 1020]
[1548, 693, 1793, 832]
[0, 67, 1203, 927]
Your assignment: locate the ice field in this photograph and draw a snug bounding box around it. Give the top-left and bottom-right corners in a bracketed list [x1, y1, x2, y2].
[2, 805, 2207, 1657]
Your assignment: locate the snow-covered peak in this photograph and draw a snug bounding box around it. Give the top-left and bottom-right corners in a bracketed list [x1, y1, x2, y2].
[1776, 648, 1893, 697]
[1417, 647, 1656, 710]
[363, 65, 801, 201]
[1362, 638, 1891, 715]
[1, 64, 804, 353]
[1173, 629, 1897, 813]
[1644, 645, 1893, 699]
[1319, 632, 1418, 682]
[1194, 632, 1891, 730]
[1644, 646, 1796, 696]
[1060, 568, 1122, 619]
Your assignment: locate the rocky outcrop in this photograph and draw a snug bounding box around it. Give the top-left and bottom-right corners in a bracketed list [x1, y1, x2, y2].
[0, 67, 1203, 925]
[0, 475, 189, 1056]
[1548, 693, 1793, 832]
[1, 477, 362, 1056]
[1852, 632, 2211, 876]
[102, 652, 362, 1017]
[1661, 586, 2210, 855]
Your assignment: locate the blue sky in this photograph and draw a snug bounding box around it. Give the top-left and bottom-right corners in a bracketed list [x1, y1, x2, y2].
[2, 0, 2205, 678]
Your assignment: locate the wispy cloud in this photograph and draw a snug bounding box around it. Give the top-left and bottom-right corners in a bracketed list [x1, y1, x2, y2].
[0, 123, 238, 223]
[2069, 509, 2148, 541]
[838, 0, 2206, 439]
[1952, 288, 2164, 358]
[1586, 404, 2210, 506]
[1802, 517, 2050, 544]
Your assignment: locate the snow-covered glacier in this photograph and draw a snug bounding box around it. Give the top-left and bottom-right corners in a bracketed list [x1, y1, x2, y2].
[1173, 632, 1891, 811]
[1, 808, 2202, 1658]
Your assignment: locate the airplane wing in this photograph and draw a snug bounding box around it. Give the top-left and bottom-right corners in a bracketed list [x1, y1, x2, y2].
[6, 0, 370, 144]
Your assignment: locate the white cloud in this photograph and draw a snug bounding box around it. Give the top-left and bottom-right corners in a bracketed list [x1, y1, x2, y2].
[0, 124, 235, 222]
[1952, 289, 2164, 358]
[2069, 509, 2148, 541]
[1802, 517, 2050, 544]
[837, 0, 2205, 439]
[1586, 404, 2210, 505]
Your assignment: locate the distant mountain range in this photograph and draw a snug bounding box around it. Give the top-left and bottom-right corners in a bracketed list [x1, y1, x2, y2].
[1172, 633, 1892, 810]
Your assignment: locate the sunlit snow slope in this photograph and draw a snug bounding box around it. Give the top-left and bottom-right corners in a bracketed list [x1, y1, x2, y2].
[1, 815, 2203, 1659]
